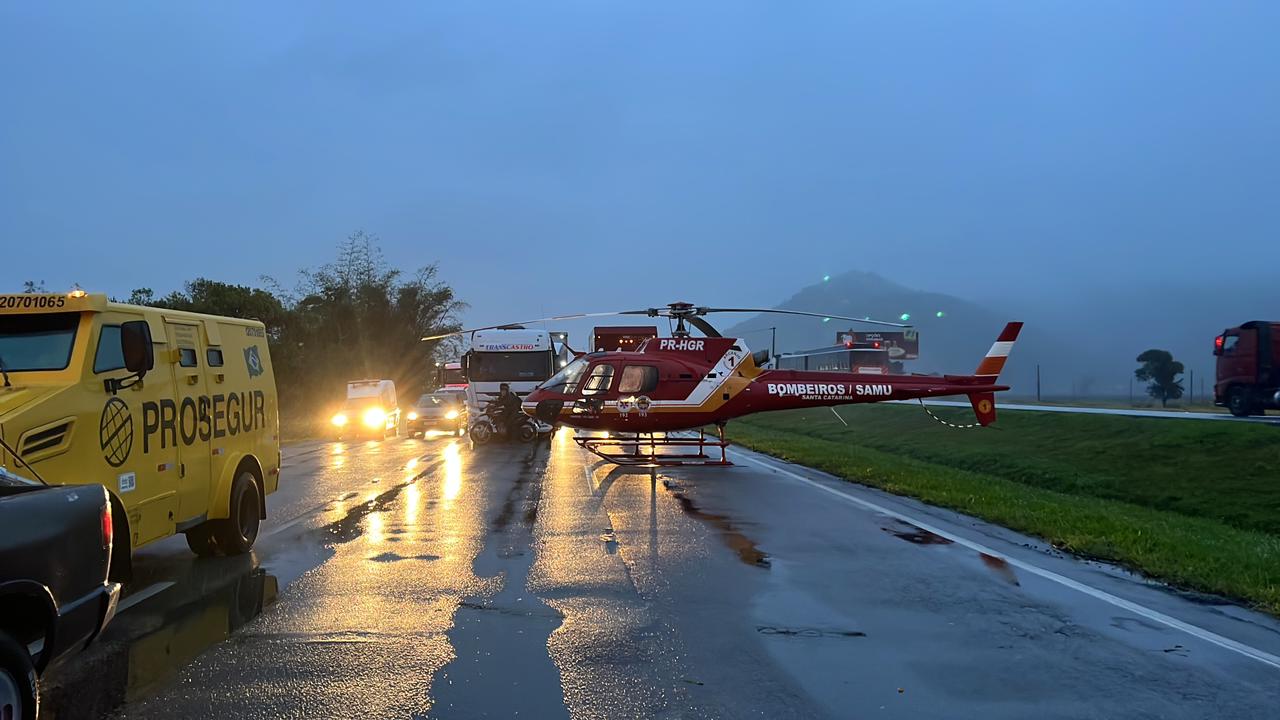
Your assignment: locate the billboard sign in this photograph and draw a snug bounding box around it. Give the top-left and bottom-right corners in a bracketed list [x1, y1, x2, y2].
[836, 329, 919, 360]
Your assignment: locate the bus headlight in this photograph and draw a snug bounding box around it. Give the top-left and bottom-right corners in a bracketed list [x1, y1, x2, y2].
[407, 411, 419, 421]
[331, 413, 348, 427]
[445, 409, 459, 420]
[362, 408, 388, 428]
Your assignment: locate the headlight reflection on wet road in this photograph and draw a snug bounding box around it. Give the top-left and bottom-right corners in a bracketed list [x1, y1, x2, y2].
[404, 479, 420, 526]
[442, 441, 463, 504]
[366, 509, 385, 545]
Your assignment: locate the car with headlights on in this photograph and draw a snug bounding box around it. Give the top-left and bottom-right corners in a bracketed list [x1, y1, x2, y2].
[331, 379, 400, 440]
[406, 390, 467, 437]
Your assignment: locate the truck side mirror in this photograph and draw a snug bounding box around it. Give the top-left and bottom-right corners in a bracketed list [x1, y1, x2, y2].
[460, 353, 470, 376]
[121, 321, 155, 377]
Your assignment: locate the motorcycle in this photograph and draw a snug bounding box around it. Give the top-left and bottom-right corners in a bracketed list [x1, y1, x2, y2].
[469, 401, 539, 444]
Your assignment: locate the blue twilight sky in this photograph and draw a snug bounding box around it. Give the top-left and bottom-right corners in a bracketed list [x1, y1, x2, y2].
[2, 1, 1277, 331]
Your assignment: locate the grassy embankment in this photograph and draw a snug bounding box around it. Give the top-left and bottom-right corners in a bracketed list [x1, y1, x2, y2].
[729, 405, 1280, 613]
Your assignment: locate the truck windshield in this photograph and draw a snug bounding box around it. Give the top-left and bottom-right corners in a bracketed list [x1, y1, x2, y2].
[0, 312, 80, 371]
[468, 351, 552, 382]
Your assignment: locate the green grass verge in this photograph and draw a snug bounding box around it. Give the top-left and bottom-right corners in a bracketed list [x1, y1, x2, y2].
[729, 406, 1280, 614]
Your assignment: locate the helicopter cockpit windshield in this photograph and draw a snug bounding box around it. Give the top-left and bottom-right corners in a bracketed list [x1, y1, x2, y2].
[538, 356, 590, 394]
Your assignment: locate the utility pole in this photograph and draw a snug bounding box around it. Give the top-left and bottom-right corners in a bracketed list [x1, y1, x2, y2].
[1035, 364, 1041, 402]
[770, 327, 777, 361]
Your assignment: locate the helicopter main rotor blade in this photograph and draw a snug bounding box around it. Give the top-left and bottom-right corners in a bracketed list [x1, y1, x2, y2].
[685, 315, 722, 338]
[701, 307, 910, 328]
[420, 310, 653, 341]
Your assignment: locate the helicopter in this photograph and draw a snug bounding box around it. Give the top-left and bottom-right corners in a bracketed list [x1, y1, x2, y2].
[423, 302, 1022, 466]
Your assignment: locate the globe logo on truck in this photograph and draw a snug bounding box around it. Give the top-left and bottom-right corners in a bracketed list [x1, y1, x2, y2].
[100, 397, 134, 468]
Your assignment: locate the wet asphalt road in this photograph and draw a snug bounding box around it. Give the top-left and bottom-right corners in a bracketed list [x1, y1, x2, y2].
[40, 430, 1280, 719]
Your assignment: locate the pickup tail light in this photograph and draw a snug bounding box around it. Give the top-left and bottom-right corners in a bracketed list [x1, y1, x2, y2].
[102, 501, 114, 550]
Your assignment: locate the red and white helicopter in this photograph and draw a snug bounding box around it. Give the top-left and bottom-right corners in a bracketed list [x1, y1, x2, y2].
[426, 302, 1021, 466]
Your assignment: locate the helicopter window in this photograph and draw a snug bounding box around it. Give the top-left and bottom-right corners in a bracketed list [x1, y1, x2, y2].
[581, 364, 615, 396]
[618, 365, 658, 394]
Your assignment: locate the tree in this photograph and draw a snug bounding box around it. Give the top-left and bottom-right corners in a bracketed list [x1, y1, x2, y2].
[129, 232, 464, 417]
[22, 280, 47, 293]
[1135, 349, 1184, 407]
[124, 288, 156, 306]
[148, 279, 288, 335]
[282, 231, 464, 409]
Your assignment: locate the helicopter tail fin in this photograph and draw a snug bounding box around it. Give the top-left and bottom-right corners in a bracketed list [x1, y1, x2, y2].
[966, 322, 1023, 426]
[968, 391, 998, 426]
[973, 322, 1024, 381]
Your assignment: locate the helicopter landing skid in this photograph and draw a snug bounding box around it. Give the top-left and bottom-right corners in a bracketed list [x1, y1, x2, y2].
[573, 429, 732, 467]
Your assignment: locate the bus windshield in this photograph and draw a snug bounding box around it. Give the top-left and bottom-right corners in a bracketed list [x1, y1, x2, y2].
[467, 351, 552, 382]
[0, 312, 80, 371]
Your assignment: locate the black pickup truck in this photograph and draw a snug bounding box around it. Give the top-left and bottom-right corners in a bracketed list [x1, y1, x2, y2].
[0, 467, 121, 720]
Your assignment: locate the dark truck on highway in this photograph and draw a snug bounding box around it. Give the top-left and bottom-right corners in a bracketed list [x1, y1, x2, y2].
[0, 466, 120, 720]
[1214, 321, 1280, 416]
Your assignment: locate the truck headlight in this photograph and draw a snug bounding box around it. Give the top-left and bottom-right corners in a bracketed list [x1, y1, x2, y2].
[362, 408, 387, 428]
[445, 409, 459, 420]
[407, 411, 419, 421]
[331, 413, 348, 427]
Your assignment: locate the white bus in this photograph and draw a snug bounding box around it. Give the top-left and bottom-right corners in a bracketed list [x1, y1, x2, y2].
[463, 328, 564, 431]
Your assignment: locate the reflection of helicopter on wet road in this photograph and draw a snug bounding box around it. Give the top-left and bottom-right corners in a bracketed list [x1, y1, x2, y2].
[427, 302, 1022, 466]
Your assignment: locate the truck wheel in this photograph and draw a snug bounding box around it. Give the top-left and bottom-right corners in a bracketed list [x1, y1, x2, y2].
[1228, 387, 1254, 417]
[213, 472, 262, 555]
[185, 523, 221, 557]
[0, 633, 37, 720]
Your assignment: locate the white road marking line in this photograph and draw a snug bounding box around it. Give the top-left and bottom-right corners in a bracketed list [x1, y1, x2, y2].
[888, 399, 1280, 424]
[117, 581, 175, 613]
[733, 451, 1280, 672]
[264, 513, 314, 538]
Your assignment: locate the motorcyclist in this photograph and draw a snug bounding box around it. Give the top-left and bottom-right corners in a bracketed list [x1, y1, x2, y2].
[490, 383, 524, 437]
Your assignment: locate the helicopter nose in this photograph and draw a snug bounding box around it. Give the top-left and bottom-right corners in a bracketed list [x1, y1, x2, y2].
[534, 399, 564, 425]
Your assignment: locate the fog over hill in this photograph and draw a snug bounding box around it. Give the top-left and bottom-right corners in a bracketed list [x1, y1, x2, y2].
[723, 271, 1276, 398]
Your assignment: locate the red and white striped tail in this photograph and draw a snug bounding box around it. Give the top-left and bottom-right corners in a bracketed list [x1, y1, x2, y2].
[974, 322, 1024, 379]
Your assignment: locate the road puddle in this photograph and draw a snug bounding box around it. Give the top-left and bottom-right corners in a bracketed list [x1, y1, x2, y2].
[882, 521, 953, 546]
[756, 625, 866, 639]
[42, 561, 278, 718]
[979, 553, 1020, 586]
[368, 551, 442, 562]
[666, 487, 771, 569]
